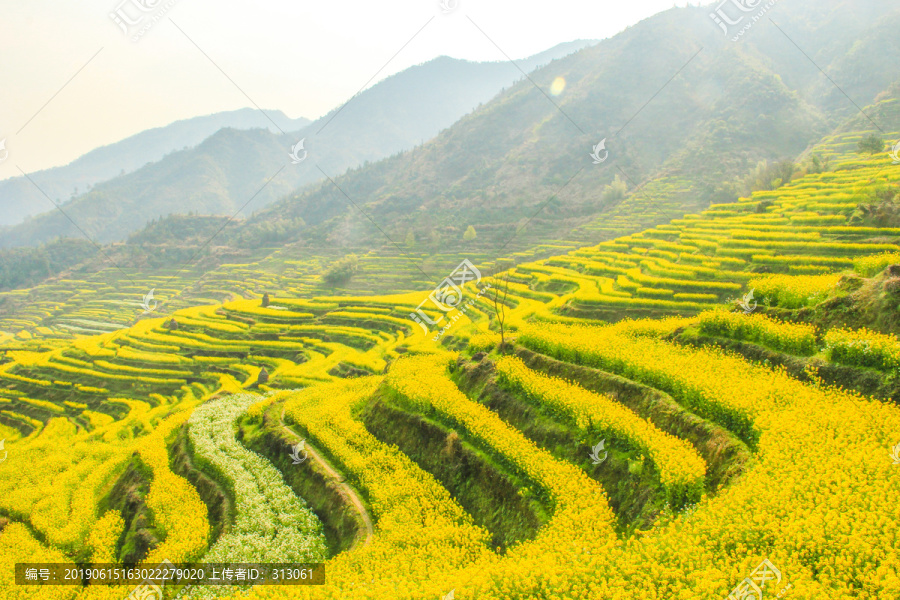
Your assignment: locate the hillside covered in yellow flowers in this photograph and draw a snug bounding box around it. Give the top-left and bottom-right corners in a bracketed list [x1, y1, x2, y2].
[0, 126, 899, 600]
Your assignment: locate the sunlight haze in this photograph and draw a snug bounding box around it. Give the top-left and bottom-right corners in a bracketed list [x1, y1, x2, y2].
[0, 0, 689, 178]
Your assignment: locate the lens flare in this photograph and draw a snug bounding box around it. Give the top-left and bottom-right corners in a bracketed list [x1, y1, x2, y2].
[550, 77, 566, 96]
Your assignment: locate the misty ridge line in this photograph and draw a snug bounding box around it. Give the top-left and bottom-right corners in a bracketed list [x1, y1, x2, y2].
[0, 38, 597, 244]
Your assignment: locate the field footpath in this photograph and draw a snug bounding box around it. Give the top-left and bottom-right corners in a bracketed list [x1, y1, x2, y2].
[279, 406, 374, 548]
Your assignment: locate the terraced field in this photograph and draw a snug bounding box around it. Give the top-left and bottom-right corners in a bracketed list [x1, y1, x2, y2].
[517, 153, 900, 322]
[2, 148, 900, 599]
[0, 242, 579, 347]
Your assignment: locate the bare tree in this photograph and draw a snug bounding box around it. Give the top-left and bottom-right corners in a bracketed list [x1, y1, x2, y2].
[486, 269, 511, 347]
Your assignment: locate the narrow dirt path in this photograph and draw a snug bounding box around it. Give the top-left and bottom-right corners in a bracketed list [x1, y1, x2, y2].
[280, 406, 374, 547]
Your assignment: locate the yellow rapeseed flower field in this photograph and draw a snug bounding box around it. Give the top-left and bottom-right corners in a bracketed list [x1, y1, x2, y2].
[494, 355, 706, 504]
[3, 154, 900, 598]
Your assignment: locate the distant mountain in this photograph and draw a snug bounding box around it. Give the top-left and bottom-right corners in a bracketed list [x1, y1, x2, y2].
[225, 0, 899, 254]
[0, 108, 309, 228]
[0, 40, 598, 247]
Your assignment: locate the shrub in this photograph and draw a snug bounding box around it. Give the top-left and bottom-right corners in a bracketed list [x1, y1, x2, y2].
[321, 254, 359, 288]
[748, 273, 841, 308]
[823, 327, 900, 373]
[697, 309, 818, 356]
[853, 252, 900, 277]
[857, 133, 885, 154]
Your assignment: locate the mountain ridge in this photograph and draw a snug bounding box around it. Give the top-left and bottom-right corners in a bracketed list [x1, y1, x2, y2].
[0, 40, 598, 247]
[0, 108, 310, 228]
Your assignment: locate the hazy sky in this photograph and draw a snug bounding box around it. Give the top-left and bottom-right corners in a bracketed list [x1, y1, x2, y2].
[0, 0, 692, 179]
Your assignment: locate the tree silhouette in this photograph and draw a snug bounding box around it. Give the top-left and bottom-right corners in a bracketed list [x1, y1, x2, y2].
[858, 133, 885, 155]
[486, 269, 511, 347]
